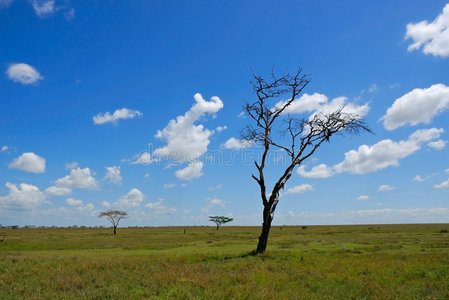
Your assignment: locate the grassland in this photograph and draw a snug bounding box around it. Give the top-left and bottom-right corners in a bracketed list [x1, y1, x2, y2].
[1, 224, 449, 299]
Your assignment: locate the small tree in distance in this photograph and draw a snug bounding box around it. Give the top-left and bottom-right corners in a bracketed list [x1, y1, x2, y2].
[98, 210, 127, 235]
[209, 216, 233, 230]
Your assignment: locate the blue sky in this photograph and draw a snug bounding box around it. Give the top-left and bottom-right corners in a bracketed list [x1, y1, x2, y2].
[1, 0, 448, 227]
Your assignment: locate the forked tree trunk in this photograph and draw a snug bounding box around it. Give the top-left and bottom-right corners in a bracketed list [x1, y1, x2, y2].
[256, 205, 273, 254]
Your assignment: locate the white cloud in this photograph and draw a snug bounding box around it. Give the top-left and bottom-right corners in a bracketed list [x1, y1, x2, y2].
[115, 188, 144, 208]
[223, 137, 253, 150]
[154, 93, 223, 163]
[55, 167, 99, 190]
[412, 175, 425, 182]
[334, 128, 443, 174]
[405, 3, 449, 57]
[435, 178, 449, 189]
[93, 108, 142, 125]
[378, 185, 396, 192]
[131, 151, 154, 165]
[357, 195, 370, 201]
[0, 182, 46, 210]
[216, 125, 227, 132]
[297, 164, 334, 178]
[201, 198, 226, 212]
[274, 93, 328, 114]
[285, 184, 314, 195]
[66, 198, 83, 206]
[274, 93, 369, 119]
[144, 172, 150, 179]
[6, 63, 43, 85]
[1, 145, 7, 152]
[146, 198, 177, 215]
[163, 183, 176, 189]
[445, 168, 449, 174]
[209, 198, 225, 206]
[45, 186, 71, 196]
[175, 161, 204, 181]
[428, 139, 447, 150]
[381, 84, 449, 130]
[237, 111, 245, 118]
[31, 0, 55, 18]
[9, 152, 46, 173]
[104, 166, 122, 185]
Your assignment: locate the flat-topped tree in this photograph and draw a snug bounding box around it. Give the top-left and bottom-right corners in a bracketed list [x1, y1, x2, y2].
[243, 68, 371, 254]
[209, 216, 233, 230]
[98, 210, 127, 235]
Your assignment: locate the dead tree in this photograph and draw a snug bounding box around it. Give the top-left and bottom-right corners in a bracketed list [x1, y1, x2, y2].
[98, 210, 127, 235]
[243, 68, 371, 254]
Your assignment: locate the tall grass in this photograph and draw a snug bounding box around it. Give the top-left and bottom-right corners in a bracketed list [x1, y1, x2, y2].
[1, 224, 448, 299]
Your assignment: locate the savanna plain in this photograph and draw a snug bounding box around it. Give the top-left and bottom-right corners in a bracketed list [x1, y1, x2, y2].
[1, 224, 449, 299]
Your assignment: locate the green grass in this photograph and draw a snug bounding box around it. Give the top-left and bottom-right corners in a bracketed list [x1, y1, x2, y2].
[1, 224, 449, 299]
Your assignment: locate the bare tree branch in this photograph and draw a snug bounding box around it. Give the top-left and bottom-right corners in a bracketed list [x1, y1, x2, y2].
[243, 68, 371, 254]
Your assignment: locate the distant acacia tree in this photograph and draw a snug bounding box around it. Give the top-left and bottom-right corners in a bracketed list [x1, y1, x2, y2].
[243, 68, 371, 254]
[209, 216, 233, 230]
[98, 210, 127, 235]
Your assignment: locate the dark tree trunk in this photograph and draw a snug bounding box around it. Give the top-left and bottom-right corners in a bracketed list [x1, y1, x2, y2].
[256, 205, 273, 254]
[216, 224, 219, 230]
[113, 226, 117, 235]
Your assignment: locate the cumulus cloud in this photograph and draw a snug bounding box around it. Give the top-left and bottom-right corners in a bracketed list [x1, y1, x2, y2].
[146, 198, 177, 215]
[216, 125, 227, 132]
[297, 164, 334, 178]
[334, 128, 443, 174]
[405, 3, 449, 57]
[378, 185, 396, 192]
[9, 152, 46, 173]
[55, 167, 99, 190]
[274, 93, 369, 119]
[45, 186, 71, 196]
[435, 178, 449, 189]
[1, 145, 7, 152]
[285, 184, 314, 195]
[6, 63, 43, 85]
[201, 198, 226, 213]
[223, 137, 253, 150]
[104, 166, 122, 185]
[114, 188, 144, 208]
[175, 161, 204, 181]
[412, 175, 425, 182]
[130, 151, 154, 165]
[66, 198, 83, 206]
[0, 182, 46, 210]
[154, 93, 223, 163]
[357, 195, 370, 201]
[428, 139, 447, 150]
[31, 0, 55, 18]
[93, 108, 142, 125]
[381, 84, 449, 130]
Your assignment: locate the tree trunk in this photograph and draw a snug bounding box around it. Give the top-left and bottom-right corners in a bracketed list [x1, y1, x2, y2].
[113, 226, 117, 235]
[216, 224, 219, 230]
[256, 205, 272, 254]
